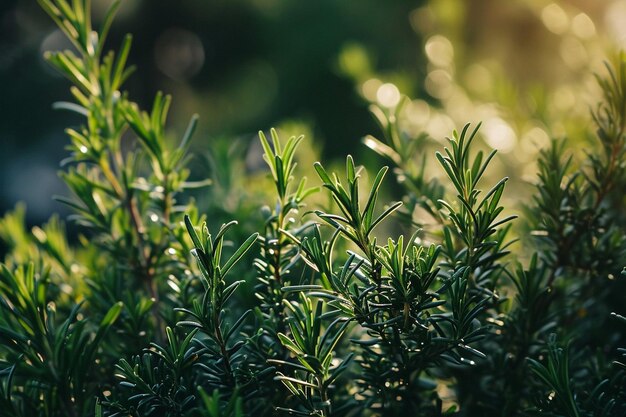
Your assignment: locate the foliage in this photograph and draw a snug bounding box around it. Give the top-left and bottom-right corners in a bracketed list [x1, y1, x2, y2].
[0, 1, 624, 417]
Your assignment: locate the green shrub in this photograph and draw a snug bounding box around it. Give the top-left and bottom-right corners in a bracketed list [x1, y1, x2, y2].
[0, 1, 624, 416]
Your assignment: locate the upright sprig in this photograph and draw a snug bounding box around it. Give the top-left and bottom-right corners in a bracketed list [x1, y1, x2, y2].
[251, 130, 317, 411]
[38, 0, 204, 342]
[179, 216, 258, 388]
[254, 129, 316, 326]
[363, 112, 520, 413]
[527, 56, 626, 353]
[459, 56, 626, 417]
[288, 143, 507, 414]
[435, 123, 516, 284]
[532, 55, 625, 284]
[106, 217, 258, 416]
[313, 155, 402, 265]
[590, 53, 626, 205]
[524, 59, 626, 417]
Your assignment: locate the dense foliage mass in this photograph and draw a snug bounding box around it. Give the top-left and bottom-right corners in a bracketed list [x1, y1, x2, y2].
[0, 1, 624, 416]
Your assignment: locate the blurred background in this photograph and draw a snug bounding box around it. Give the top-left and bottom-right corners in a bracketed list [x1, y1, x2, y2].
[1, 0, 625, 227]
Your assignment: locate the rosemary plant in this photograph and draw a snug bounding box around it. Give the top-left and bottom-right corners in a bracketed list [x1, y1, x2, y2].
[0, 1, 624, 417]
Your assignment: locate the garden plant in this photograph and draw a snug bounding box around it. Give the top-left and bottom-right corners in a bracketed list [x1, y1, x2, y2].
[0, 1, 625, 416]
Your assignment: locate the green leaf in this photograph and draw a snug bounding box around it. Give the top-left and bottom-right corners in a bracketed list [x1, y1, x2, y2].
[368, 201, 402, 234]
[185, 215, 203, 250]
[275, 375, 318, 389]
[179, 113, 199, 151]
[97, 0, 122, 54]
[314, 162, 332, 185]
[362, 166, 388, 228]
[111, 34, 132, 91]
[221, 232, 259, 277]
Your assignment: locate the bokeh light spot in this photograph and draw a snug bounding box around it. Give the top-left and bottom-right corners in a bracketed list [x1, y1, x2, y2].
[425, 35, 454, 68]
[362, 78, 382, 102]
[40, 29, 74, 54]
[376, 83, 401, 108]
[154, 28, 205, 81]
[552, 86, 576, 111]
[483, 118, 517, 153]
[405, 99, 430, 126]
[541, 4, 569, 35]
[571, 13, 596, 39]
[464, 64, 492, 96]
[426, 113, 455, 141]
[560, 36, 587, 70]
[425, 69, 453, 99]
[521, 126, 550, 155]
[338, 43, 370, 79]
